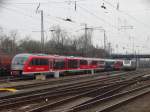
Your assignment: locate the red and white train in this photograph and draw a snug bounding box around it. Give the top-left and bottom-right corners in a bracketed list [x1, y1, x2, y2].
[11, 53, 106, 77]
[11, 53, 136, 77]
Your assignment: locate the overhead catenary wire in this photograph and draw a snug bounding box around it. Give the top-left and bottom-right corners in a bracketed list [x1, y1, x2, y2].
[0, 4, 63, 39]
[100, 0, 150, 51]
[4, 0, 88, 5]
[3, 0, 150, 32]
[0, 0, 147, 49]
[76, 5, 138, 51]
[1, 0, 118, 31]
[107, 0, 150, 50]
[0, 1, 133, 40]
[0, 4, 68, 28]
[0, 5, 42, 32]
[0, 4, 41, 23]
[77, 5, 134, 38]
[0, 3, 82, 35]
[102, 0, 150, 30]
[78, 5, 118, 30]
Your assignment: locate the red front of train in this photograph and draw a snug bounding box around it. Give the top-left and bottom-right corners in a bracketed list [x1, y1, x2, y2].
[11, 54, 52, 76]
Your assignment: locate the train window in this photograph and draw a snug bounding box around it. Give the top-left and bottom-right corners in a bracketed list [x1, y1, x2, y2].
[106, 61, 114, 64]
[80, 60, 88, 65]
[68, 60, 78, 68]
[124, 60, 130, 64]
[53, 59, 65, 69]
[30, 58, 48, 66]
[91, 61, 97, 65]
[116, 61, 123, 65]
[12, 57, 28, 65]
[98, 61, 105, 64]
[30, 58, 37, 66]
[40, 59, 49, 65]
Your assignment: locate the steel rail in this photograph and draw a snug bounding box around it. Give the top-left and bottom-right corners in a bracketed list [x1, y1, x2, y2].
[67, 82, 150, 112]
[0, 74, 125, 106]
[0, 70, 148, 112]
[0, 71, 130, 100]
[26, 80, 136, 112]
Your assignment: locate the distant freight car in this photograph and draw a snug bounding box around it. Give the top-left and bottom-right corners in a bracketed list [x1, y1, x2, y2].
[0, 54, 12, 76]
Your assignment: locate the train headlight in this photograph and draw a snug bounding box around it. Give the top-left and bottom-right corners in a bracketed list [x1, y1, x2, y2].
[27, 67, 32, 70]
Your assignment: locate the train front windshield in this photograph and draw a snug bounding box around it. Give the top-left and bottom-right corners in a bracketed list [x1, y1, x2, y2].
[11, 54, 30, 71]
[12, 57, 28, 65]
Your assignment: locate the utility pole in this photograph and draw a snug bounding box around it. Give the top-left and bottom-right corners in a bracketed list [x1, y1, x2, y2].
[84, 24, 88, 41]
[77, 26, 107, 55]
[103, 29, 106, 50]
[41, 10, 44, 53]
[79, 23, 93, 56]
[78, 26, 107, 50]
[84, 24, 88, 55]
[107, 42, 112, 55]
[36, 3, 45, 53]
[119, 25, 134, 54]
[88, 27, 106, 51]
[92, 28, 106, 51]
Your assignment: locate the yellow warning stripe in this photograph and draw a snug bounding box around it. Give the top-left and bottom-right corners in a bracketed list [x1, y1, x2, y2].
[0, 88, 17, 92]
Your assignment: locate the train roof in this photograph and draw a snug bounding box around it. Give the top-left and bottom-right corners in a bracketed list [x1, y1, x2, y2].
[14, 53, 111, 61]
[104, 59, 124, 62]
[15, 53, 32, 57]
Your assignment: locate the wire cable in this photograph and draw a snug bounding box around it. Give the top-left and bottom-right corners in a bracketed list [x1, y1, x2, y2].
[102, 0, 150, 30]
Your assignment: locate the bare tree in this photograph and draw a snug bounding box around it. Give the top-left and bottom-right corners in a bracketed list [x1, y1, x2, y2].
[19, 36, 41, 53]
[9, 30, 18, 54]
[49, 25, 69, 55]
[0, 26, 109, 58]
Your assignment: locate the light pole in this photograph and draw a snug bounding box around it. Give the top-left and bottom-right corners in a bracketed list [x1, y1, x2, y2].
[92, 28, 106, 51]
[36, 3, 45, 53]
[135, 46, 141, 68]
[100, 29, 106, 50]
[79, 23, 94, 56]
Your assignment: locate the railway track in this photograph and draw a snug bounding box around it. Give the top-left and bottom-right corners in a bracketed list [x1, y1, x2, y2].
[26, 75, 150, 112]
[67, 81, 150, 112]
[0, 77, 136, 112]
[0, 76, 33, 83]
[0, 71, 126, 90]
[0, 69, 146, 85]
[0, 70, 141, 99]
[26, 80, 136, 112]
[0, 71, 128, 101]
[0, 70, 149, 112]
[0, 71, 122, 84]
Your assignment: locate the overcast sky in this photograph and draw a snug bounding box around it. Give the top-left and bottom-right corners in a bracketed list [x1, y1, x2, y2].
[0, 0, 150, 54]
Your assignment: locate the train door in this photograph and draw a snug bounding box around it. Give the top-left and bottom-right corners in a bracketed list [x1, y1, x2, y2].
[49, 58, 53, 71]
[53, 59, 66, 70]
